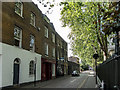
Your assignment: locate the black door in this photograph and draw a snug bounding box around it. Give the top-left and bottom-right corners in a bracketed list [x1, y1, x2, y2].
[13, 63, 19, 85]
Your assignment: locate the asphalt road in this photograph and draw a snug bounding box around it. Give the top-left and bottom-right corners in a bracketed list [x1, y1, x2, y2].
[39, 70, 96, 88]
[2, 70, 96, 90]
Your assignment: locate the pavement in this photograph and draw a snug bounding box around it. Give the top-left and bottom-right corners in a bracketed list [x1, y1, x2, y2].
[20, 75, 71, 88]
[2, 70, 100, 89]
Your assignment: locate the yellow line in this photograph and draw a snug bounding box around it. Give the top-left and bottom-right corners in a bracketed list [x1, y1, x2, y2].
[77, 75, 89, 88]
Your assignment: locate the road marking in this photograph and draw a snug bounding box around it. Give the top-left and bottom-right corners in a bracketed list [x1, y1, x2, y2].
[88, 75, 94, 77]
[70, 79, 77, 83]
[77, 75, 89, 88]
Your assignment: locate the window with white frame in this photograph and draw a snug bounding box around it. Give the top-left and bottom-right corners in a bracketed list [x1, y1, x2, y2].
[30, 35, 35, 51]
[30, 12, 35, 27]
[52, 64, 55, 76]
[29, 60, 34, 75]
[57, 51, 59, 60]
[52, 33, 55, 43]
[45, 43, 48, 55]
[52, 48, 55, 57]
[44, 26, 48, 38]
[60, 41, 62, 48]
[14, 26, 22, 47]
[57, 38, 59, 46]
[15, 1, 23, 17]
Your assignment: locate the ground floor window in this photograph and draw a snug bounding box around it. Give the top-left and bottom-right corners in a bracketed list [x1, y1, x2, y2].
[29, 60, 34, 75]
[52, 64, 55, 76]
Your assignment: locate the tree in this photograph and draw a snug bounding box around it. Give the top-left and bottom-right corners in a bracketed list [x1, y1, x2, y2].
[35, 1, 119, 66]
[60, 2, 112, 66]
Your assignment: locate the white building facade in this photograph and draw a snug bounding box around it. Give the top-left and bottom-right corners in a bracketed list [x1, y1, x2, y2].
[0, 42, 41, 87]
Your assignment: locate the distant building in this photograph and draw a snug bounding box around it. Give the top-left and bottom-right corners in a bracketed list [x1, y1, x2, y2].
[68, 56, 79, 64]
[55, 32, 68, 77]
[68, 56, 80, 75]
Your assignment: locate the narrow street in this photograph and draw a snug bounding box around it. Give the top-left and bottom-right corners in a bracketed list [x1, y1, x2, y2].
[20, 70, 97, 89]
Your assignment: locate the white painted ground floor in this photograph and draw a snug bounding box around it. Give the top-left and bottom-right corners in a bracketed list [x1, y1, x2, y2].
[0, 42, 42, 87]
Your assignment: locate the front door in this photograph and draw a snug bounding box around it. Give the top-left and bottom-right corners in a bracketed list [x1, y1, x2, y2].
[13, 58, 20, 85]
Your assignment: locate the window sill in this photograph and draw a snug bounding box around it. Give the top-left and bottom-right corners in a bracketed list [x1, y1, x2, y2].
[29, 74, 34, 77]
[15, 12, 24, 19]
[14, 45, 22, 49]
[45, 54, 48, 57]
[45, 36, 48, 38]
[52, 57, 55, 59]
[30, 50, 35, 53]
[30, 23, 36, 28]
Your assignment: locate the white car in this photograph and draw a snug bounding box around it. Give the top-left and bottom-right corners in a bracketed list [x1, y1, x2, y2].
[72, 70, 80, 76]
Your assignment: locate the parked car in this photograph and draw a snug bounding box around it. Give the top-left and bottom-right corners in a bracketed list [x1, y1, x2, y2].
[89, 71, 95, 76]
[72, 70, 80, 76]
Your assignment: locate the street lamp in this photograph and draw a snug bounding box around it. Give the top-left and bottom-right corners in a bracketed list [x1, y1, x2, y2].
[93, 53, 99, 86]
[34, 57, 37, 87]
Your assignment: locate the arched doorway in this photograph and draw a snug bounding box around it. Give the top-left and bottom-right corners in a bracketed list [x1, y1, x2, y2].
[13, 58, 20, 85]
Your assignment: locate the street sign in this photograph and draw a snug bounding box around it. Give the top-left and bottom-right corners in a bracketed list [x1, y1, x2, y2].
[93, 54, 99, 59]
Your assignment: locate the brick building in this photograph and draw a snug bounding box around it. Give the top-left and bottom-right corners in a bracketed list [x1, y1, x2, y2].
[0, 1, 68, 87]
[55, 32, 68, 76]
[68, 56, 80, 75]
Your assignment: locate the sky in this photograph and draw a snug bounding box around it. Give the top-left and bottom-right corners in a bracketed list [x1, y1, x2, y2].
[32, 0, 73, 57]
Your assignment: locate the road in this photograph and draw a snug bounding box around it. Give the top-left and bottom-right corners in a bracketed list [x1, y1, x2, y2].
[2, 70, 97, 90]
[38, 70, 96, 88]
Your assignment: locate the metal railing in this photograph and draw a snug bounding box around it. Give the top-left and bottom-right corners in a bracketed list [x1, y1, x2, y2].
[97, 54, 120, 90]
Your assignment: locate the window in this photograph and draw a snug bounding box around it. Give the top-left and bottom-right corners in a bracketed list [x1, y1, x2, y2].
[57, 39, 59, 46]
[29, 60, 34, 75]
[14, 26, 22, 47]
[57, 51, 59, 60]
[44, 26, 48, 38]
[52, 48, 55, 57]
[30, 12, 35, 27]
[60, 41, 62, 48]
[52, 33, 55, 43]
[15, 1, 23, 17]
[52, 64, 55, 76]
[45, 43, 48, 55]
[30, 35, 35, 51]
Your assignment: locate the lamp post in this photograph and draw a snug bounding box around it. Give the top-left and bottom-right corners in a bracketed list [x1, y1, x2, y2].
[34, 57, 37, 87]
[93, 54, 99, 86]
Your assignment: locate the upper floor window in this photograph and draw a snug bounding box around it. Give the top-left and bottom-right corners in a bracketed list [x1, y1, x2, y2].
[29, 60, 34, 75]
[30, 12, 35, 27]
[14, 26, 22, 47]
[57, 38, 59, 46]
[15, 1, 23, 17]
[45, 43, 48, 55]
[44, 26, 48, 38]
[52, 48, 55, 57]
[52, 33, 55, 43]
[30, 35, 35, 51]
[60, 41, 62, 48]
[57, 51, 59, 60]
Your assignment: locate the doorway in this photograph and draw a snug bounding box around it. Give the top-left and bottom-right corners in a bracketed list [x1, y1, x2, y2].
[13, 58, 20, 85]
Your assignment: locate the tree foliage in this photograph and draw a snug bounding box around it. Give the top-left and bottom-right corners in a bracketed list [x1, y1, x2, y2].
[36, 1, 119, 67]
[60, 2, 111, 66]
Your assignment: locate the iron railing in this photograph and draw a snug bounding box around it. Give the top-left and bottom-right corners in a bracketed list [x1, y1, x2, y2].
[97, 54, 120, 90]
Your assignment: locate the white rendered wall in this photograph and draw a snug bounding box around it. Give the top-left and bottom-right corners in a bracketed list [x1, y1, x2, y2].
[0, 49, 1, 86]
[1, 42, 41, 87]
[0, 56, 1, 88]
